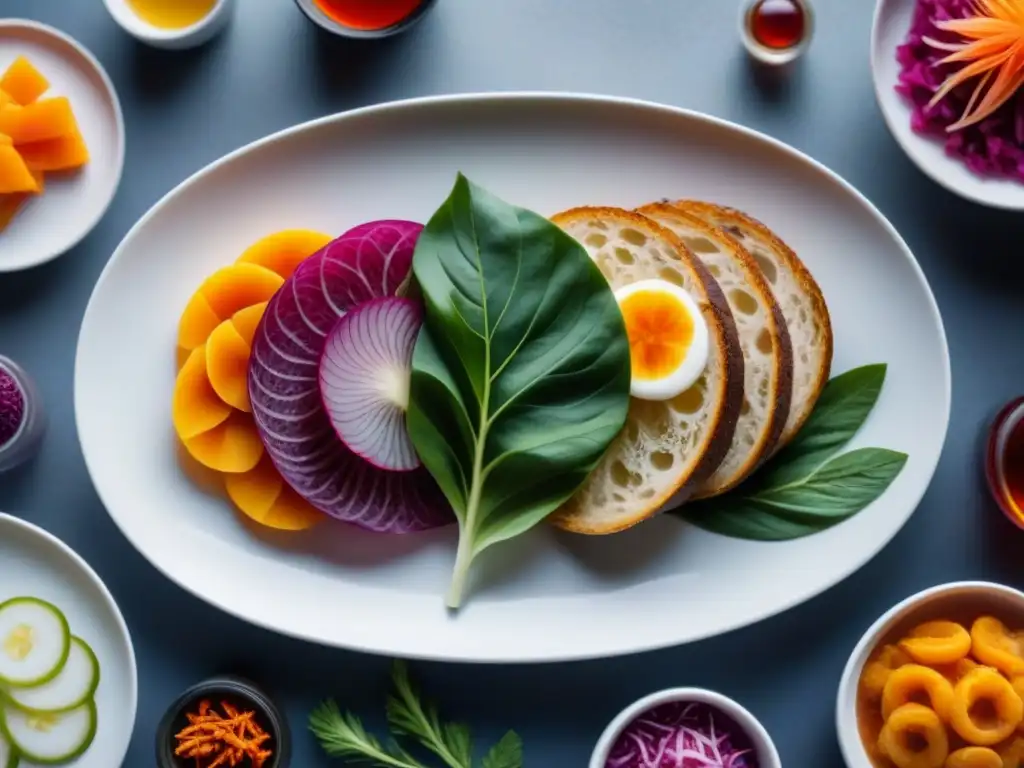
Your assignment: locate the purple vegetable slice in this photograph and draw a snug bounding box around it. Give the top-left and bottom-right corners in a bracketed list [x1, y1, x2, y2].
[319, 297, 422, 472]
[248, 220, 451, 533]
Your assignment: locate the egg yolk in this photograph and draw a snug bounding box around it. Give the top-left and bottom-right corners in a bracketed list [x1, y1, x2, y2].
[619, 290, 695, 381]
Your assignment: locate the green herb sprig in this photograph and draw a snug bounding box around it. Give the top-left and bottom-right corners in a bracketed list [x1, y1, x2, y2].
[677, 364, 908, 541]
[309, 661, 523, 768]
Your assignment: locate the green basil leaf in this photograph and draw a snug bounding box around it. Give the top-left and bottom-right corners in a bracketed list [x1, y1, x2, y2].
[407, 174, 631, 608]
[763, 363, 887, 483]
[680, 496, 828, 541]
[751, 447, 907, 517]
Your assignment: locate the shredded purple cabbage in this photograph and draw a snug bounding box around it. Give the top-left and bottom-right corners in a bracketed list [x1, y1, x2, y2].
[605, 702, 758, 768]
[897, 0, 1024, 181]
[0, 365, 24, 448]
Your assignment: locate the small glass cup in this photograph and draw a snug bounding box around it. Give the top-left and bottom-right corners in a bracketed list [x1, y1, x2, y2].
[740, 0, 815, 67]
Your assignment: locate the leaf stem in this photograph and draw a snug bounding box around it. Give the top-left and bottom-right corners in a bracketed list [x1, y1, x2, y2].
[447, 421, 488, 609]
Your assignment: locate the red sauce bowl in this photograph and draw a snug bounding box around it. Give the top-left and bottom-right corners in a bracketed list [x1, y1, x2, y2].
[984, 396, 1024, 530]
[293, 0, 438, 39]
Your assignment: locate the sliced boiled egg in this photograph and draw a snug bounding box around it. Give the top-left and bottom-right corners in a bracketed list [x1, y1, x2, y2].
[614, 279, 709, 401]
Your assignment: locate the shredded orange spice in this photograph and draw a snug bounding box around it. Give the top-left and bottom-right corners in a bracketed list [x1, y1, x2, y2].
[174, 699, 273, 768]
[924, 0, 1024, 131]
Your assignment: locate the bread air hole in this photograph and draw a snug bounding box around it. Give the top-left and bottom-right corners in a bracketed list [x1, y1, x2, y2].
[620, 228, 647, 246]
[611, 460, 631, 487]
[588, 220, 609, 231]
[650, 451, 674, 471]
[753, 251, 778, 283]
[707, 264, 722, 277]
[614, 247, 635, 265]
[730, 288, 758, 316]
[671, 385, 704, 415]
[585, 233, 607, 248]
[658, 267, 684, 287]
[682, 236, 719, 255]
[756, 327, 773, 354]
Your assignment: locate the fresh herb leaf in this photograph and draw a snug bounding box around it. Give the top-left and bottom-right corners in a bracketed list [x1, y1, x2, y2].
[481, 731, 523, 768]
[387, 661, 472, 768]
[752, 448, 908, 517]
[682, 448, 907, 539]
[309, 699, 426, 768]
[407, 174, 632, 608]
[764, 364, 887, 484]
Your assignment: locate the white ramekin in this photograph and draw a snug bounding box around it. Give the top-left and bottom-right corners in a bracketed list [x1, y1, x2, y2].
[102, 0, 236, 50]
[836, 580, 1024, 767]
[590, 687, 781, 768]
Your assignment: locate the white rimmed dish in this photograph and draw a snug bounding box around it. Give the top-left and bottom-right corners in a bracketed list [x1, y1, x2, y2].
[102, 0, 235, 50]
[0, 20, 125, 272]
[836, 581, 1024, 767]
[871, 0, 1024, 210]
[590, 688, 781, 768]
[76, 92, 950, 663]
[0, 512, 137, 767]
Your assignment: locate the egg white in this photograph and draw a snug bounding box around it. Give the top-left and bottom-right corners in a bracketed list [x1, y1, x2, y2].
[614, 279, 710, 401]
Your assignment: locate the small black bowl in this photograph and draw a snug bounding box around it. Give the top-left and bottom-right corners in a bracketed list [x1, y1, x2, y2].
[293, 0, 439, 39]
[156, 675, 291, 768]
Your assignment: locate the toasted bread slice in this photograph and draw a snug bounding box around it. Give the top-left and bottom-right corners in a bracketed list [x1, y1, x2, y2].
[549, 207, 744, 534]
[673, 201, 833, 449]
[638, 203, 793, 498]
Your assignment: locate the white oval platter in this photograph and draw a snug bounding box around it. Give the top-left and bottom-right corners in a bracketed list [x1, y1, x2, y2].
[75, 93, 950, 663]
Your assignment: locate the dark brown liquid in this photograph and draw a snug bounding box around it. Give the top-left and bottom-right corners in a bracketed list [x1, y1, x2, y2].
[749, 0, 805, 50]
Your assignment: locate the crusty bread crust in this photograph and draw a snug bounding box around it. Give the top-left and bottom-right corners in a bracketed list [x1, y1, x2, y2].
[674, 201, 833, 449]
[548, 207, 744, 534]
[638, 203, 793, 498]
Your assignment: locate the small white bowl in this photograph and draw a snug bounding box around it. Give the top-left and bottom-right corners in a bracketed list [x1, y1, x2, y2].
[871, 0, 1024, 210]
[836, 581, 1024, 767]
[590, 687, 781, 768]
[102, 0, 235, 50]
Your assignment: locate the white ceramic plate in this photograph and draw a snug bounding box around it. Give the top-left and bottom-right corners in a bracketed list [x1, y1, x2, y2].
[75, 93, 950, 663]
[871, 0, 1024, 210]
[0, 513, 137, 766]
[0, 20, 125, 271]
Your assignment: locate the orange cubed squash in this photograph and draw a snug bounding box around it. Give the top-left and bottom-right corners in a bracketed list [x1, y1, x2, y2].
[0, 193, 29, 232]
[0, 97, 77, 145]
[0, 145, 40, 193]
[0, 90, 14, 110]
[0, 57, 50, 106]
[17, 128, 89, 172]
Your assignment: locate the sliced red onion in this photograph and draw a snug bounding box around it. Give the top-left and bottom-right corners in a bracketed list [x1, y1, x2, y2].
[319, 298, 422, 472]
[248, 220, 452, 533]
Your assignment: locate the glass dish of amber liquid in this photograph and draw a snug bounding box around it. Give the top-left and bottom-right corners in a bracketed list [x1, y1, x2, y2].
[986, 397, 1024, 530]
[740, 0, 814, 66]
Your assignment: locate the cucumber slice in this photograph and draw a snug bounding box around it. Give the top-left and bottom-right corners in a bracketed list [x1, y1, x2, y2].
[0, 728, 15, 768]
[0, 700, 95, 765]
[0, 600, 70, 688]
[3, 638, 98, 714]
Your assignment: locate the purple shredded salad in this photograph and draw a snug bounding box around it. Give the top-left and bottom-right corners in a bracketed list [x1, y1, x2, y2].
[897, 0, 1024, 180]
[605, 701, 758, 768]
[0, 365, 24, 448]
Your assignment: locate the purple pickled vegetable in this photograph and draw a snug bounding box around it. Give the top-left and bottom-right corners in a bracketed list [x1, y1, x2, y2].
[606, 702, 757, 768]
[896, 0, 1024, 181]
[0, 365, 24, 448]
[320, 297, 423, 472]
[248, 220, 452, 533]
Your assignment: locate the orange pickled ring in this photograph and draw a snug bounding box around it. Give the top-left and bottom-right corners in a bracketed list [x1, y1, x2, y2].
[945, 746, 1001, 768]
[900, 621, 972, 665]
[971, 616, 1024, 678]
[883, 664, 956, 722]
[878, 703, 949, 768]
[862, 645, 914, 699]
[950, 666, 1024, 746]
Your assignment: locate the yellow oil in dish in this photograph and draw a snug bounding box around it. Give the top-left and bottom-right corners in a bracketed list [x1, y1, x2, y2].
[125, 0, 217, 29]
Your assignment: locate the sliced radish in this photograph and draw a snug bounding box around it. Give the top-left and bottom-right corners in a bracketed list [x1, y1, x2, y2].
[4, 637, 98, 714]
[319, 298, 423, 472]
[0, 599, 69, 688]
[1, 700, 95, 765]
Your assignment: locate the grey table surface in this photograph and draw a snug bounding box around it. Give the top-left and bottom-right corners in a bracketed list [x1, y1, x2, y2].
[1, 0, 1021, 765]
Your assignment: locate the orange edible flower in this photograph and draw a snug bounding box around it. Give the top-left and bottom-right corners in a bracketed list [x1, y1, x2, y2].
[173, 699, 273, 767]
[925, 0, 1024, 131]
